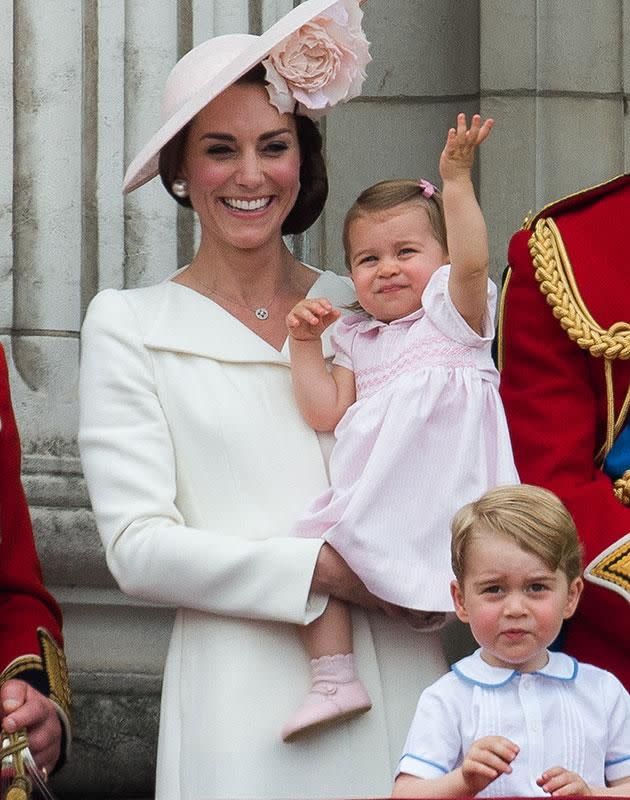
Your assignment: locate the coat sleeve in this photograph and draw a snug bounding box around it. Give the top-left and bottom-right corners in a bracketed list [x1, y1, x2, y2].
[499, 229, 630, 685]
[78, 290, 327, 626]
[0, 345, 72, 758]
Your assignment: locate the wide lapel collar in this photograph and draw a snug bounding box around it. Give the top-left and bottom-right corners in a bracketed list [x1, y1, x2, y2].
[145, 281, 286, 364]
[145, 269, 355, 365]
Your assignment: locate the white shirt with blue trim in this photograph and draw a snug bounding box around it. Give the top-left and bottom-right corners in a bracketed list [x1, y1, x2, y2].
[397, 649, 630, 797]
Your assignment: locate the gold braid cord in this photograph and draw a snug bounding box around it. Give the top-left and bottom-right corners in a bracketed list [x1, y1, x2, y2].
[529, 217, 630, 463]
[586, 534, 630, 601]
[0, 657, 43, 686]
[529, 218, 630, 359]
[37, 629, 72, 725]
[614, 470, 630, 506]
[1, 730, 31, 800]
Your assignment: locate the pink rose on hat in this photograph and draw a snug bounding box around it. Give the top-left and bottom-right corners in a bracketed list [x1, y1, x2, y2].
[263, 0, 371, 118]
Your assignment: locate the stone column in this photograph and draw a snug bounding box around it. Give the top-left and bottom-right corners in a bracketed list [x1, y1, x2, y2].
[480, 0, 627, 278]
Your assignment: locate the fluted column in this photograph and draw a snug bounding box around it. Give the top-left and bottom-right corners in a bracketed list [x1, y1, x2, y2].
[480, 0, 627, 276]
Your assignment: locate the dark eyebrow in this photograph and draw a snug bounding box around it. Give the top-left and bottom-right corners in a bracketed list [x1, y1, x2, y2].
[259, 128, 292, 141]
[200, 128, 293, 143]
[200, 133, 235, 142]
[473, 572, 558, 589]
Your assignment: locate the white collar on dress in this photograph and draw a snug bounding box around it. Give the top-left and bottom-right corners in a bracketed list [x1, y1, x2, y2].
[452, 648, 579, 688]
[337, 307, 424, 334]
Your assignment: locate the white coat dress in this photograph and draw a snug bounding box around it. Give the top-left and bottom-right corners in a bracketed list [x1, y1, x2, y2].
[78, 267, 448, 800]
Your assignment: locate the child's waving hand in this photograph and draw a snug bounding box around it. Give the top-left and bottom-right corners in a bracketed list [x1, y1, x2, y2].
[286, 298, 341, 341]
[439, 113, 494, 181]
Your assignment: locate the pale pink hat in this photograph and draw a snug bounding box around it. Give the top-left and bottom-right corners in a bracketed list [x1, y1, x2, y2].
[123, 0, 370, 194]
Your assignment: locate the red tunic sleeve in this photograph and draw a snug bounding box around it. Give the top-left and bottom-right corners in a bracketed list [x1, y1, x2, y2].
[0, 344, 64, 680]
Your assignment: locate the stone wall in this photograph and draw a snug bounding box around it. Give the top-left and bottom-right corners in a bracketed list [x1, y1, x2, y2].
[2, 1, 629, 797]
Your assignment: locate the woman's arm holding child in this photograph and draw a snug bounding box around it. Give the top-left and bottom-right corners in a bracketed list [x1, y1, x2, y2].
[286, 298, 356, 431]
[440, 112, 493, 335]
[393, 735, 519, 798]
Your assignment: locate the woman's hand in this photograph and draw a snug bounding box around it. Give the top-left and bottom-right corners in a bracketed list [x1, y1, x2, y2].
[311, 543, 400, 617]
[286, 298, 340, 341]
[1, 679, 62, 776]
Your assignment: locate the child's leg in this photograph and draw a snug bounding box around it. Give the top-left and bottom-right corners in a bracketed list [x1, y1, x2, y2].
[299, 596, 353, 657]
[282, 598, 372, 742]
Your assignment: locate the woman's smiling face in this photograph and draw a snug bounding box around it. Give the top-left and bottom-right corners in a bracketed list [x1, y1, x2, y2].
[180, 82, 302, 252]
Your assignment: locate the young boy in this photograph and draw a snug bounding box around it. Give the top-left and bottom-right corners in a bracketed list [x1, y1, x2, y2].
[393, 484, 630, 798]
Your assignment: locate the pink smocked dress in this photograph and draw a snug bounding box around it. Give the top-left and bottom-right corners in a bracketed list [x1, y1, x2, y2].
[294, 265, 519, 612]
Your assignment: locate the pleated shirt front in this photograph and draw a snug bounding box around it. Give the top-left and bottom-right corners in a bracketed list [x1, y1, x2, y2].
[398, 649, 630, 797]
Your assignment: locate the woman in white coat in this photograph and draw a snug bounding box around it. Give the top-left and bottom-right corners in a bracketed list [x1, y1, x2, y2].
[79, 2, 447, 798]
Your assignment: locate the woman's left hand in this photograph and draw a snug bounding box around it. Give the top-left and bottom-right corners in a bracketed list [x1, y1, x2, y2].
[312, 543, 402, 618]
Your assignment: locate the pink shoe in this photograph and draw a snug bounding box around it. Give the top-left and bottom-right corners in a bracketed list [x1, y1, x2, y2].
[282, 654, 372, 742]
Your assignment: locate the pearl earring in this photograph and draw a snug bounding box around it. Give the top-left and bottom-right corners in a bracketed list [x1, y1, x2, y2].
[172, 178, 189, 198]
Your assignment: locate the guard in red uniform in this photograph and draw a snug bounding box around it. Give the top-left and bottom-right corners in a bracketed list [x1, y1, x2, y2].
[0, 344, 71, 775]
[498, 174, 630, 688]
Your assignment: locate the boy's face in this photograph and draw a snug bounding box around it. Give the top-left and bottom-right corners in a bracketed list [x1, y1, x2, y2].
[451, 529, 583, 673]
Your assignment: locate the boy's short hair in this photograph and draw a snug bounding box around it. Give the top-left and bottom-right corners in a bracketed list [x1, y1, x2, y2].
[451, 484, 583, 583]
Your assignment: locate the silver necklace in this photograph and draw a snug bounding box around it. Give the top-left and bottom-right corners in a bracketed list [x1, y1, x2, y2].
[190, 272, 281, 321]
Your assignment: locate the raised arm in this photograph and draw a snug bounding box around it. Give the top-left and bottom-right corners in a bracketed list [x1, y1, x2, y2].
[286, 298, 356, 431]
[440, 113, 493, 334]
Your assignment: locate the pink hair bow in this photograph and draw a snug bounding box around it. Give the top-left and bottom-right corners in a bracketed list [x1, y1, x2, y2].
[417, 178, 436, 198]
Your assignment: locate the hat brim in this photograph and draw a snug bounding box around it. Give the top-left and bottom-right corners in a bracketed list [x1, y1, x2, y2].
[123, 0, 344, 194]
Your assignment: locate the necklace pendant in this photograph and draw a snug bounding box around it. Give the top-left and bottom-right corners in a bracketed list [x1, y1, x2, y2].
[255, 307, 269, 321]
